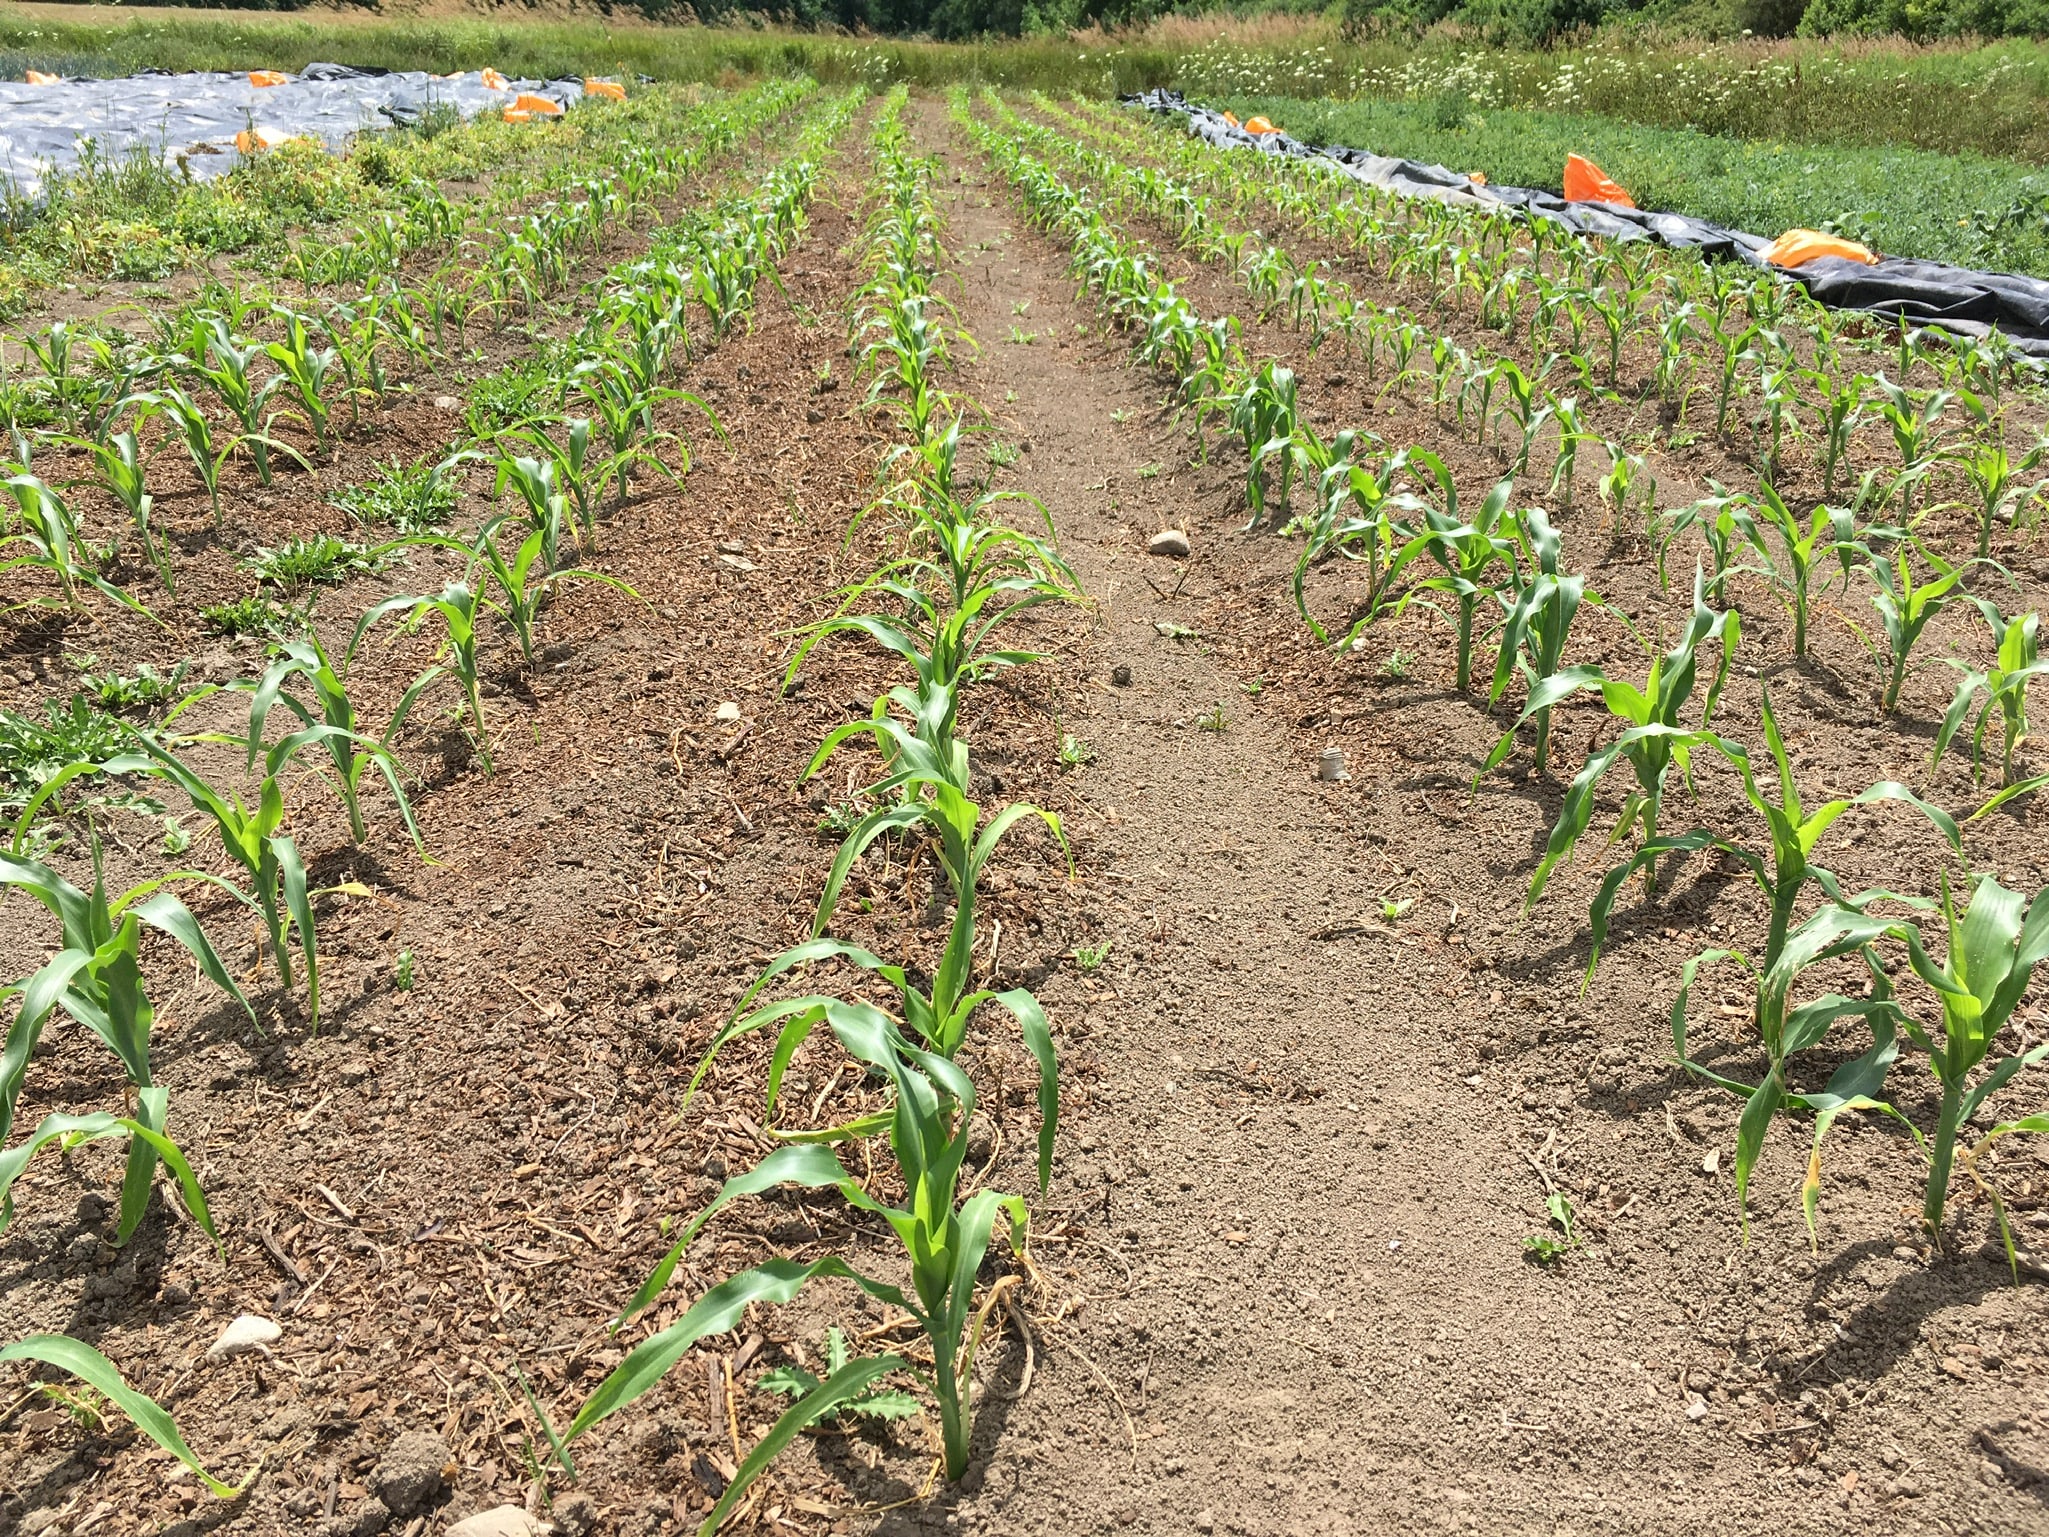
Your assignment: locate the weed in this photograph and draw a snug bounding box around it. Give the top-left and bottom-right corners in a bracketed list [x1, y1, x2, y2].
[1523, 1193, 1578, 1264]
[1072, 939, 1112, 973]
[1197, 702, 1228, 732]
[332, 457, 460, 533]
[394, 950, 415, 991]
[242, 534, 392, 590]
[757, 1329, 920, 1422]
[1378, 649, 1412, 680]
[200, 595, 298, 640]
[1057, 732, 1093, 769]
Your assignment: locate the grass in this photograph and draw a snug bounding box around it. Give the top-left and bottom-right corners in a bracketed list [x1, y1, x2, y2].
[6, 14, 2049, 160]
[1209, 92, 2049, 276]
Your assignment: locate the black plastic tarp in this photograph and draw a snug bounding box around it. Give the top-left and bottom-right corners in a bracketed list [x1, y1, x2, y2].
[1125, 89, 2049, 355]
[0, 65, 589, 198]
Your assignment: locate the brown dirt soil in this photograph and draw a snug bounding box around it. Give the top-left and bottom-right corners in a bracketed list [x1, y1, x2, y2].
[3, 86, 2049, 1537]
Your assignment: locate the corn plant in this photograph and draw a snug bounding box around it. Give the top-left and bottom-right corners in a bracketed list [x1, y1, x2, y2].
[1487, 506, 1589, 773]
[183, 317, 298, 487]
[0, 843, 248, 1241]
[1953, 439, 2049, 559]
[246, 636, 425, 849]
[265, 307, 338, 451]
[406, 515, 648, 670]
[1587, 689, 1957, 978]
[1934, 598, 2049, 787]
[1863, 539, 1976, 714]
[1879, 875, 2049, 1250]
[1492, 570, 1739, 901]
[0, 1337, 253, 1497]
[69, 734, 327, 1021]
[1801, 367, 1869, 500]
[703, 759, 1063, 1169]
[1670, 901, 1904, 1239]
[1724, 480, 1858, 658]
[789, 571, 1067, 728]
[350, 583, 492, 774]
[1228, 362, 1299, 530]
[1875, 376, 1953, 520]
[570, 360, 707, 507]
[1390, 458, 1519, 695]
[493, 454, 572, 571]
[61, 430, 171, 594]
[129, 384, 247, 528]
[1292, 437, 1420, 646]
[556, 1009, 1028, 1528]
[1, 472, 149, 620]
[1657, 491, 1746, 605]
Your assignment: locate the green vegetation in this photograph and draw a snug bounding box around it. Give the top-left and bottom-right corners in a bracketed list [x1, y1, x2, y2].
[1214, 92, 2049, 275]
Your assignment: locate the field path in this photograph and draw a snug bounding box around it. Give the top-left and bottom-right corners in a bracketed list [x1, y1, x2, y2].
[898, 101, 2040, 1537]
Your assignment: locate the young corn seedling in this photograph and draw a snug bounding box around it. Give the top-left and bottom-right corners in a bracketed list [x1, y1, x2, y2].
[406, 516, 649, 670]
[1802, 367, 1870, 501]
[1885, 875, 2049, 1250]
[60, 430, 171, 594]
[1863, 538, 1977, 714]
[265, 307, 338, 451]
[556, 1013, 1029, 1531]
[129, 384, 241, 528]
[0, 472, 150, 620]
[1488, 507, 1591, 774]
[493, 454, 573, 571]
[701, 759, 1064, 1174]
[1586, 688, 1957, 979]
[0, 841, 249, 1241]
[1292, 438, 1421, 646]
[1875, 376, 1953, 520]
[1657, 491, 1746, 605]
[245, 636, 425, 849]
[184, 316, 299, 488]
[1671, 901, 1906, 1241]
[1390, 458, 1519, 695]
[349, 583, 493, 774]
[32, 733, 328, 1022]
[1228, 362, 1300, 531]
[1724, 479, 1862, 659]
[1488, 569, 1739, 902]
[0, 1336, 254, 1497]
[1933, 598, 2049, 787]
[789, 570, 1069, 736]
[1953, 439, 2049, 559]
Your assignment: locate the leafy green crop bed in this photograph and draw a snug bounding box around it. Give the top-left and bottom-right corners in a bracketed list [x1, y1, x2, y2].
[1219, 92, 2049, 280]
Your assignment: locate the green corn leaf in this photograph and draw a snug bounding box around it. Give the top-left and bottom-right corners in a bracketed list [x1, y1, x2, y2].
[0, 1335, 257, 1497]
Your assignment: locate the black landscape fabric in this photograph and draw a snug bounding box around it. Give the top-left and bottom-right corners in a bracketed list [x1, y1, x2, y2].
[1126, 89, 2049, 357]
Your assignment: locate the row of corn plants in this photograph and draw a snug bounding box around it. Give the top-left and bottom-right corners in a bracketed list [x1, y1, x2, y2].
[1069, 95, 2049, 548]
[997, 93, 2049, 801]
[961, 88, 2049, 1266]
[0, 84, 860, 1494]
[535, 89, 1085, 1531]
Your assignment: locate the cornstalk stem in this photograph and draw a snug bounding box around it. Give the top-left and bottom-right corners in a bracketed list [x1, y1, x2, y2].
[1924, 1077, 1966, 1246]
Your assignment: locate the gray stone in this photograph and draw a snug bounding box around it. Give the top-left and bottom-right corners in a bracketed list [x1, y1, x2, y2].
[207, 1314, 280, 1361]
[372, 1430, 451, 1515]
[445, 1506, 548, 1537]
[1147, 529, 1190, 558]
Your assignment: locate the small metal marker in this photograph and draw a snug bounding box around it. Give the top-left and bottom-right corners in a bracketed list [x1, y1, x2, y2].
[1319, 747, 1348, 782]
